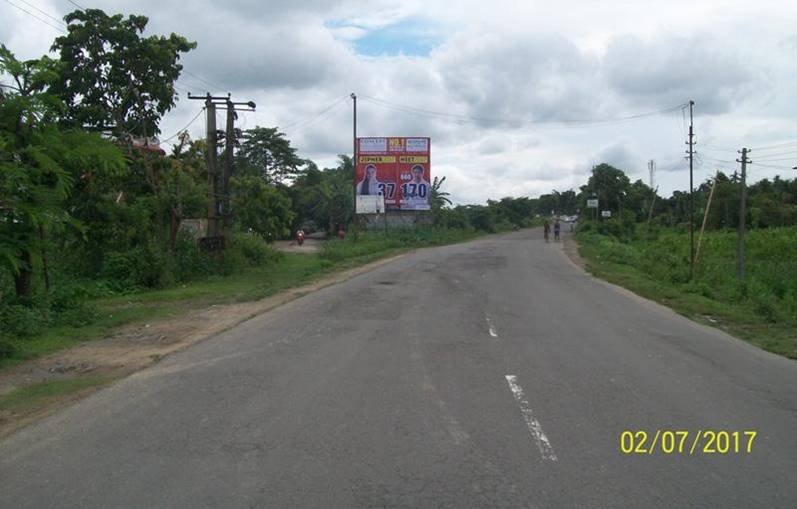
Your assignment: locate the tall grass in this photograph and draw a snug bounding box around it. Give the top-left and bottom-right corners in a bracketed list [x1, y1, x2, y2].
[578, 226, 797, 358]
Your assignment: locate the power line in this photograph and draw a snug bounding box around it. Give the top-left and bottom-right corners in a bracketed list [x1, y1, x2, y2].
[65, 0, 85, 10]
[700, 143, 737, 152]
[160, 107, 206, 143]
[360, 94, 687, 128]
[281, 95, 349, 131]
[290, 99, 350, 135]
[15, 0, 66, 27]
[752, 149, 797, 160]
[3, 0, 66, 32]
[749, 140, 797, 151]
[749, 156, 797, 163]
[181, 69, 226, 93]
[750, 162, 796, 171]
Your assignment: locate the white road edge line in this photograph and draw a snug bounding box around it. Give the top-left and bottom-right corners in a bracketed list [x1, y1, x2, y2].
[505, 375, 558, 461]
[486, 317, 498, 338]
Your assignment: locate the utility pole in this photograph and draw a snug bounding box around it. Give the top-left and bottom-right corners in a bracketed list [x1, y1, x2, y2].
[645, 186, 658, 234]
[223, 97, 236, 241]
[695, 173, 717, 264]
[189, 93, 256, 250]
[351, 92, 358, 238]
[648, 159, 656, 189]
[736, 148, 751, 279]
[204, 94, 219, 239]
[687, 100, 696, 280]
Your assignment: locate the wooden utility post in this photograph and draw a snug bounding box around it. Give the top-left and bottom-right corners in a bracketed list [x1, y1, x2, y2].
[223, 98, 235, 241]
[189, 93, 256, 250]
[695, 174, 717, 264]
[687, 100, 695, 280]
[351, 92, 358, 240]
[205, 95, 219, 238]
[736, 148, 750, 279]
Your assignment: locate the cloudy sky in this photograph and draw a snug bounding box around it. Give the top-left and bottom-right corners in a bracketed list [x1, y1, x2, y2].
[3, 0, 797, 204]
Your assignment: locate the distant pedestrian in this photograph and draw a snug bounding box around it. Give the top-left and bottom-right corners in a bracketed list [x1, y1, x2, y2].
[554, 220, 561, 241]
[543, 220, 551, 242]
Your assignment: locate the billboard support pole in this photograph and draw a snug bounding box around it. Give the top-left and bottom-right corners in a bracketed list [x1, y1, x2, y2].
[351, 92, 357, 241]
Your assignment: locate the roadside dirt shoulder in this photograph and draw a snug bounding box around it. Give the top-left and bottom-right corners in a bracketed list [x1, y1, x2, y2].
[561, 231, 587, 270]
[0, 252, 406, 439]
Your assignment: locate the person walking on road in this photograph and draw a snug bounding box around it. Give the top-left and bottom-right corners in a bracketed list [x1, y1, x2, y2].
[543, 220, 551, 243]
[554, 220, 561, 242]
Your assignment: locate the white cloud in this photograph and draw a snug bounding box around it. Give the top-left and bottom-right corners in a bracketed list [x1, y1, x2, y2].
[3, 0, 797, 202]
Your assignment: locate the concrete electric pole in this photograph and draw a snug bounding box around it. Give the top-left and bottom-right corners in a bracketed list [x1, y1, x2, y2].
[189, 93, 256, 251]
[736, 148, 751, 279]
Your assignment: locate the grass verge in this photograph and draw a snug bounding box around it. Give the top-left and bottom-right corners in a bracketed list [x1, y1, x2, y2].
[576, 229, 797, 359]
[0, 228, 481, 370]
[0, 376, 113, 415]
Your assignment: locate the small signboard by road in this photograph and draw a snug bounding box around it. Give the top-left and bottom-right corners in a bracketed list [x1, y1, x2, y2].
[356, 195, 385, 214]
[587, 199, 599, 208]
[601, 210, 612, 218]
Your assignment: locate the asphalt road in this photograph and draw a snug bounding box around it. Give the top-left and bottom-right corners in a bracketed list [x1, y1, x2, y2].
[2, 229, 796, 508]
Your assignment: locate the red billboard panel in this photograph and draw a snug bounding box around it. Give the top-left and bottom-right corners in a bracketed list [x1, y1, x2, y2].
[355, 137, 431, 211]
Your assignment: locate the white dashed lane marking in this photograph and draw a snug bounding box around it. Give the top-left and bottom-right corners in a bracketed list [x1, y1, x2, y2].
[486, 317, 498, 338]
[505, 375, 558, 461]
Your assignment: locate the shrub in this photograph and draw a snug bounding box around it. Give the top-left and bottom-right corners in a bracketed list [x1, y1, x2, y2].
[0, 338, 15, 360]
[100, 243, 169, 290]
[230, 232, 283, 267]
[0, 303, 49, 338]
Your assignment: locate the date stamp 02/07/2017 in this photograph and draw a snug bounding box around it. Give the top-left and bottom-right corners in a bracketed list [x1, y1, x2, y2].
[619, 430, 757, 455]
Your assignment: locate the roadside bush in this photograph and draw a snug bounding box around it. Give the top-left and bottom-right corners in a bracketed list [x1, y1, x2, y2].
[0, 338, 15, 359]
[100, 243, 169, 291]
[230, 232, 284, 267]
[0, 303, 48, 338]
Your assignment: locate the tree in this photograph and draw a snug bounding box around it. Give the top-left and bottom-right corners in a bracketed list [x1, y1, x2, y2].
[231, 176, 295, 241]
[430, 176, 452, 210]
[51, 9, 196, 137]
[579, 163, 631, 213]
[237, 127, 304, 185]
[288, 155, 353, 232]
[0, 46, 124, 298]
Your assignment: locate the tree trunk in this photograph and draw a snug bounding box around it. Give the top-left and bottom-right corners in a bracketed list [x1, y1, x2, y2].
[14, 251, 33, 300]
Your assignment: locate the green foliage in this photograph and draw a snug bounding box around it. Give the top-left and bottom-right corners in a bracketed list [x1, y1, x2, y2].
[578, 227, 797, 358]
[289, 155, 353, 232]
[51, 9, 196, 136]
[230, 232, 284, 267]
[1, 46, 125, 299]
[236, 127, 305, 184]
[231, 176, 295, 241]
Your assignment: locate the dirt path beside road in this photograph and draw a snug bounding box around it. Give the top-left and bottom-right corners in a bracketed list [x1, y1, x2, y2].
[0, 252, 405, 439]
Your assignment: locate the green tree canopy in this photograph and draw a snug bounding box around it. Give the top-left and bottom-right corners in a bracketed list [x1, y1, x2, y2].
[51, 9, 196, 137]
[237, 127, 304, 185]
[1, 46, 124, 298]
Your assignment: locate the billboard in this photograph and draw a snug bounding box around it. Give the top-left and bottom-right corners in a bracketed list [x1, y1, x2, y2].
[355, 137, 431, 211]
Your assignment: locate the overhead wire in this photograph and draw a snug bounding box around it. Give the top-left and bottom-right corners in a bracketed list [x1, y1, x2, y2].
[180, 69, 226, 93]
[749, 140, 797, 151]
[360, 94, 688, 128]
[3, 0, 66, 32]
[160, 107, 206, 143]
[280, 95, 349, 132]
[15, 0, 66, 27]
[750, 161, 796, 171]
[289, 98, 350, 135]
